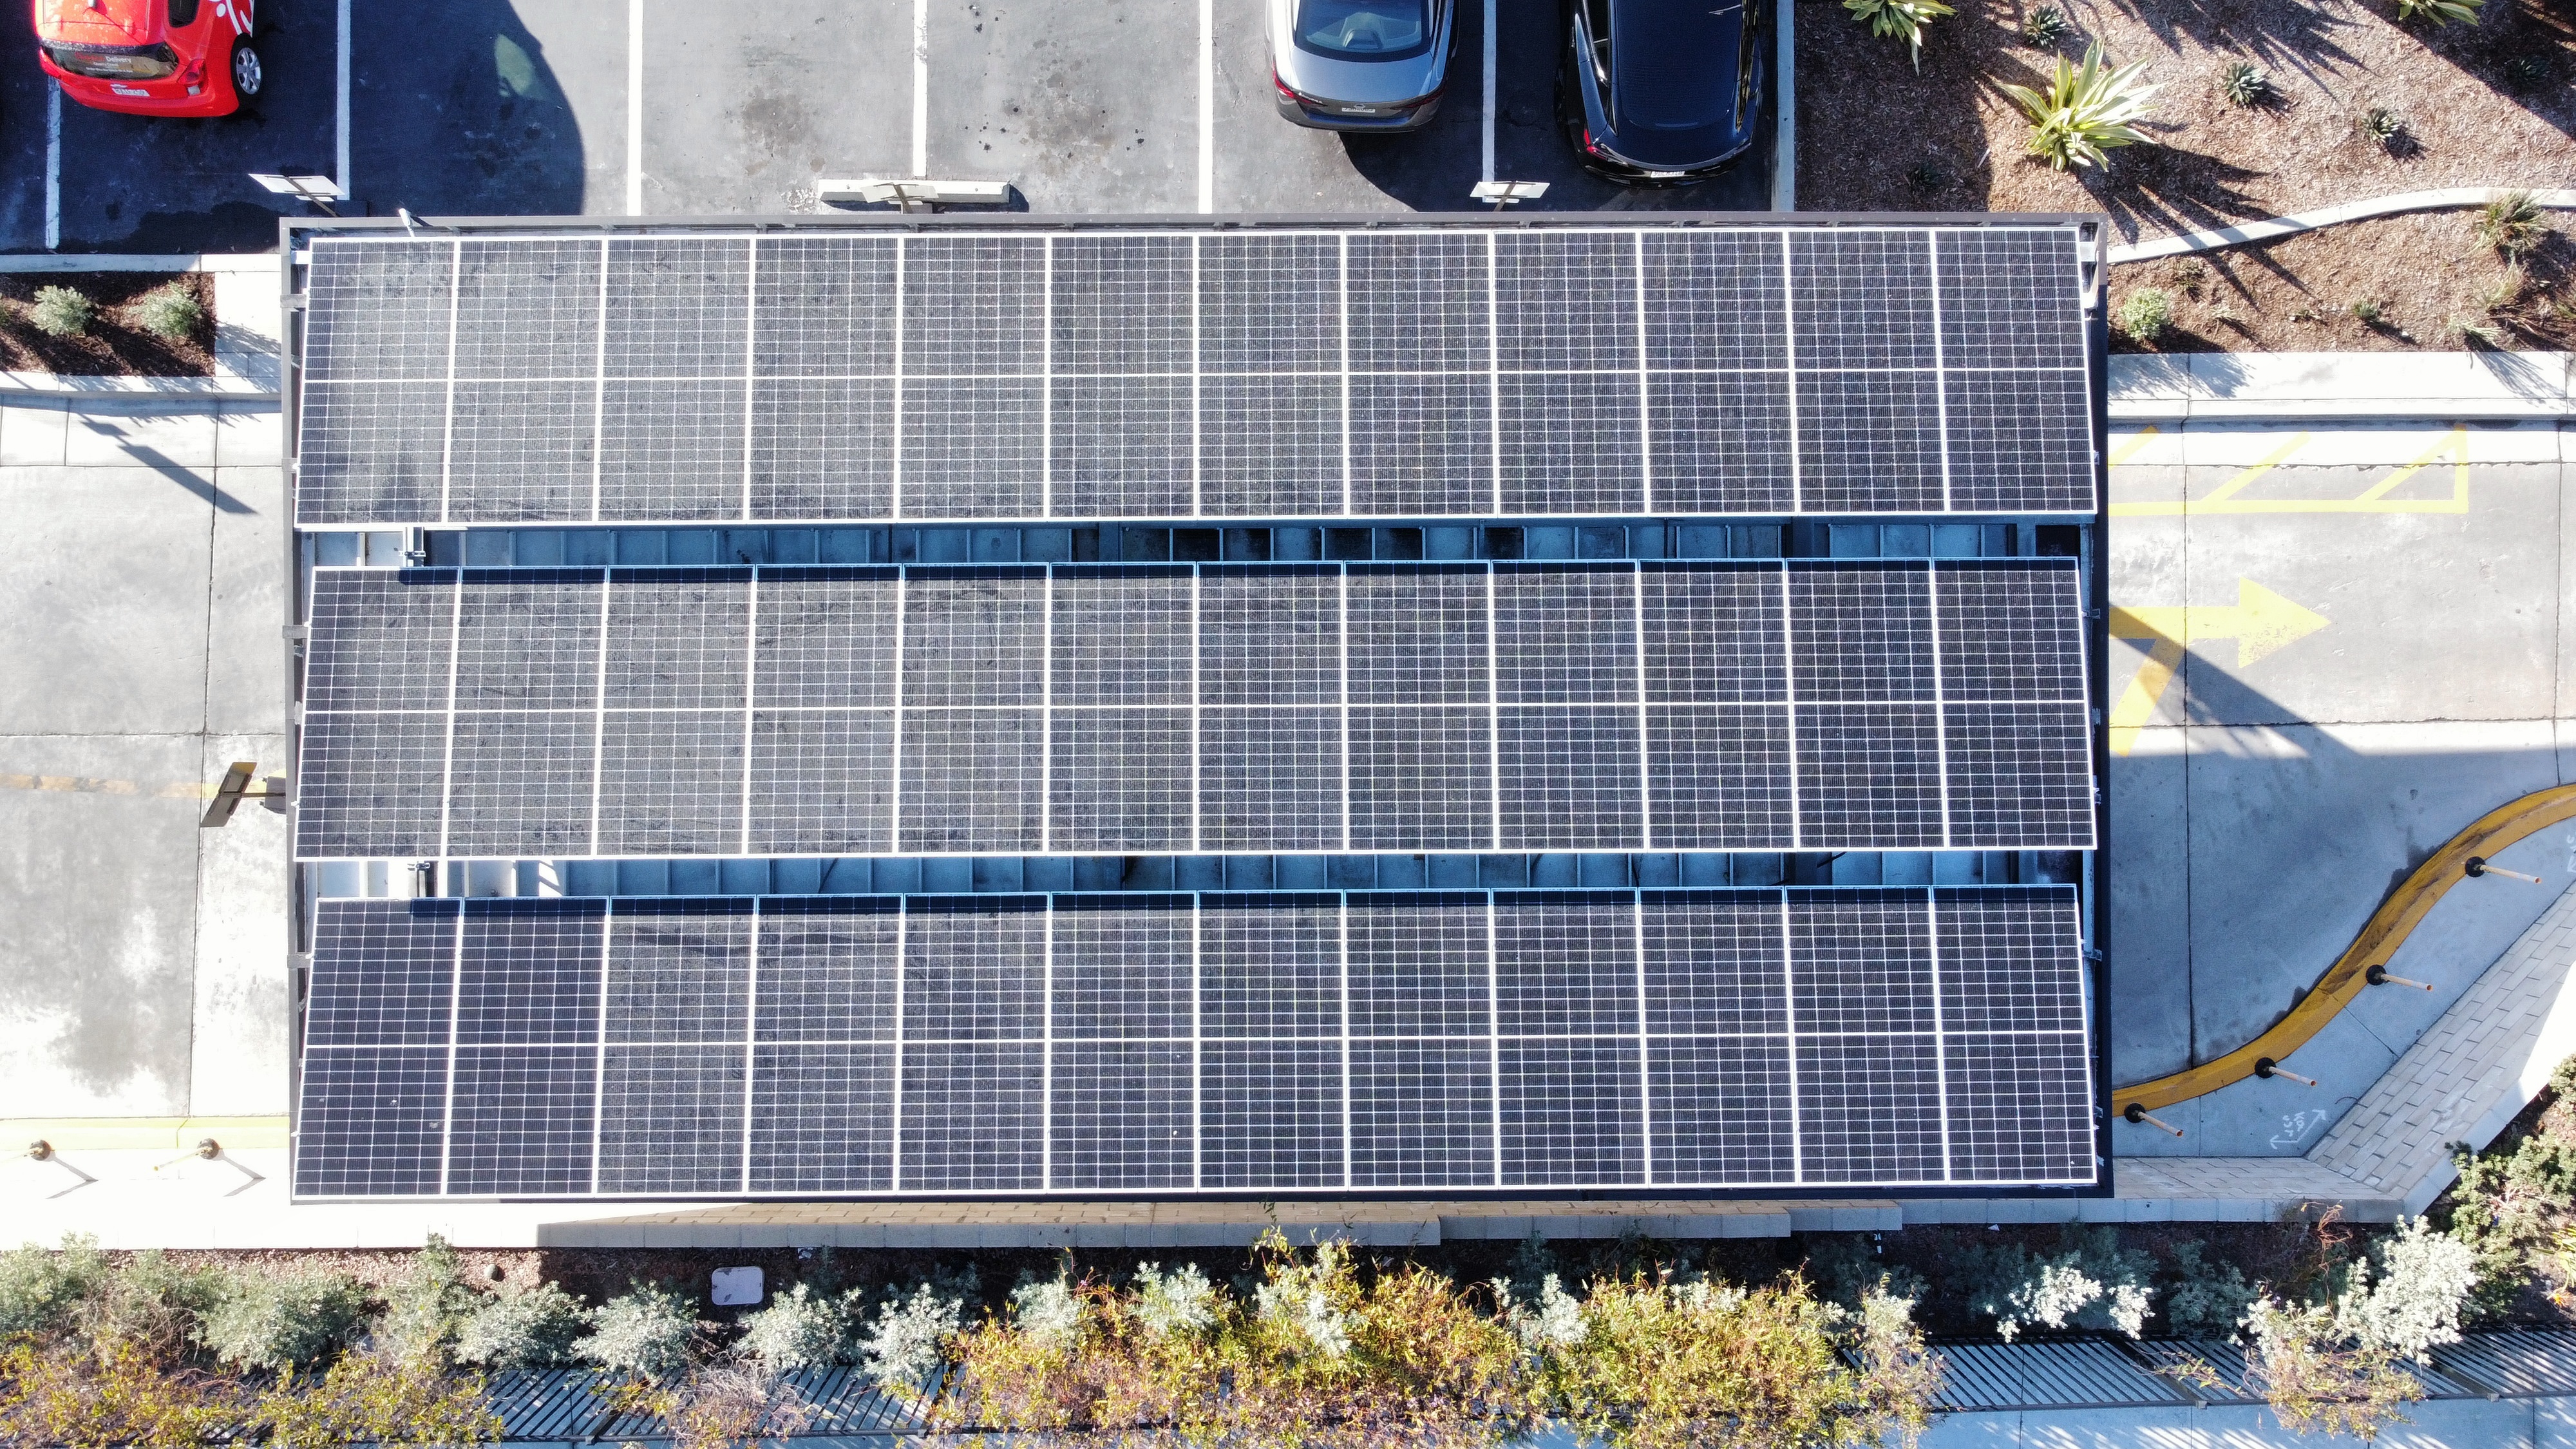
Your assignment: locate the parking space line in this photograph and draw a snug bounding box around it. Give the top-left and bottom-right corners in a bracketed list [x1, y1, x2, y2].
[44, 80, 59, 251]
[626, 0, 644, 211]
[336, 0, 351, 198]
[1198, 0, 1215, 211]
[913, 0, 930, 177]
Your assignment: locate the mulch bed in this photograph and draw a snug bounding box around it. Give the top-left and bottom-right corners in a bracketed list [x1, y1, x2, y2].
[0, 271, 215, 377]
[1795, 0, 2575, 350]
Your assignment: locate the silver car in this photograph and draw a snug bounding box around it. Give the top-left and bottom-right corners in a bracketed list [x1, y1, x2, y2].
[1267, 0, 1457, 131]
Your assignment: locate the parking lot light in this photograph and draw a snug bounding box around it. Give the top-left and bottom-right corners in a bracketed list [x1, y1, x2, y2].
[2123, 1103, 2183, 1136]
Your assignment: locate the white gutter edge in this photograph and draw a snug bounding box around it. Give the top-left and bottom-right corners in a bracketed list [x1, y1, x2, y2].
[1770, 0, 1794, 213]
[2108, 187, 2576, 265]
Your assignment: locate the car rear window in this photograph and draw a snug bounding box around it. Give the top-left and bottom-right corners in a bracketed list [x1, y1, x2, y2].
[43, 41, 181, 80]
[1294, 0, 1433, 59]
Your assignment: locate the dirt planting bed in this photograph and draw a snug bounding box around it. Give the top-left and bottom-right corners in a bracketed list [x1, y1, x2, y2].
[0, 270, 215, 376]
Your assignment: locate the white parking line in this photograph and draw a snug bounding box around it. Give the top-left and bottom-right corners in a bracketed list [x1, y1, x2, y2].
[335, 0, 351, 198]
[625, 0, 645, 212]
[44, 80, 60, 251]
[913, 0, 930, 177]
[1481, 0, 1495, 185]
[1198, 0, 1215, 211]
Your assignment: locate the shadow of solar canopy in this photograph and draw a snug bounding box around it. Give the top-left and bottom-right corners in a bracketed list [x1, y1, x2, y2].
[292, 557, 2095, 860]
[294, 888, 2094, 1198]
[292, 219, 2099, 527]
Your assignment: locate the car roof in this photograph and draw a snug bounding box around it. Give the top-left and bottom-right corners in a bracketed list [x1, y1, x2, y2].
[1609, 0, 1740, 132]
[35, 0, 164, 46]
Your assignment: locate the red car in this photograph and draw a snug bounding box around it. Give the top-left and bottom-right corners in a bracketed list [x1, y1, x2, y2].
[33, 0, 260, 117]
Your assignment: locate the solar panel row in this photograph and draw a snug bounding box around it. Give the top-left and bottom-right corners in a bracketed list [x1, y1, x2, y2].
[294, 559, 2094, 859]
[294, 886, 2094, 1197]
[294, 226, 2096, 526]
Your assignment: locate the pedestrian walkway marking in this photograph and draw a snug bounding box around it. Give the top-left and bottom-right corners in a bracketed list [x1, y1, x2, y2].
[0, 773, 221, 799]
[2108, 428, 2470, 516]
[2105, 578, 2331, 755]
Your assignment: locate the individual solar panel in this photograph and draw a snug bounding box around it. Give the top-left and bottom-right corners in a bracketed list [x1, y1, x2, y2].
[294, 558, 2096, 859]
[293, 886, 2095, 1199]
[294, 222, 2098, 526]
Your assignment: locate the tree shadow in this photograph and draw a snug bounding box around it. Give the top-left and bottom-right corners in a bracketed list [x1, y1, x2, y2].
[2085, 0, 2365, 89]
[349, 0, 588, 218]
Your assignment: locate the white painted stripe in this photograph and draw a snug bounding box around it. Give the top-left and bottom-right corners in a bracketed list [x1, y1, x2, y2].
[1480, 0, 1496, 185]
[913, 0, 931, 178]
[625, 0, 645, 213]
[44, 82, 61, 252]
[1198, 0, 1216, 212]
[336, 0, 352, 199]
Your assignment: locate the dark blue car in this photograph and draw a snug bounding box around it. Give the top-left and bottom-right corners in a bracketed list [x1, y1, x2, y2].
[1557, 0, 1768, 185]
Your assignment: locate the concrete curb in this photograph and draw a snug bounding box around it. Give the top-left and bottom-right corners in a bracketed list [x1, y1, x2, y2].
[2109, 350, 2575, 422]
[0, 252, 281, 401]
[2107, 187, 2576, 265]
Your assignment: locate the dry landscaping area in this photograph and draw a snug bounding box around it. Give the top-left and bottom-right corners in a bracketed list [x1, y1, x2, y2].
[0, 271, 214, 377]
[1799, 0, 2575, 349]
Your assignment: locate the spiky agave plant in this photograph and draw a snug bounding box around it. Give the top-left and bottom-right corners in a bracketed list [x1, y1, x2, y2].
[2219, 58, 2269, 108]
[2000, 43, 2161, 171]
[1844, 0, 1956, 70]
[2394, 0, 2482, 26]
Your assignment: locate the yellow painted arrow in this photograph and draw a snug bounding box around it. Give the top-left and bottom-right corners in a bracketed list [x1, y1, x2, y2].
[2107, 578, 2331, 754]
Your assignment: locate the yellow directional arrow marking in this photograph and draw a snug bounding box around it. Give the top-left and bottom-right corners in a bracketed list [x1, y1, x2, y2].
[2108, 428, 2469, 517]
[2106, 578, 2331, 755]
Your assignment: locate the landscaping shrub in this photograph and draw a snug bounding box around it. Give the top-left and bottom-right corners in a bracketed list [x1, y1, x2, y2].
[2477, 191, 2550, 258]
[26, 285, 95, 338]
[2117, 288, 2175, 341]
[375, 1235, 477, 1365]
[2161, 1242, 2255, 1337]
[2219, 58, 2269, 108]
[2018, 6, 2066, 46]
[2360, 106, 2406, 150]
[857, 1271, 974, 1401]
[1842, 0, 1953, 70]
[2394, 0, 2482, 26]
[2503, 54, 2553, 93]
[195, 1269, 370, 1372]
[455, 1282, 592, 1369]
[2239, 1296, 2423, 1440]
[735, 1282, 859, 1368]
[0, 1234, 109, 1342]
[1964, 1226, 2157, 1340]
[129, 283, 205, 342]
[575, 1283, 700, 1378]
[2002, 43, 2159, 171]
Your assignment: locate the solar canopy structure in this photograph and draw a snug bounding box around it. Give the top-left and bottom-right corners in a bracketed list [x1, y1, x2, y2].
[283, 216, 2110, 1204]
[294, 224, 2098, 526]
[296, 887, 2094, 1197]
[293, 558, 2095, 860]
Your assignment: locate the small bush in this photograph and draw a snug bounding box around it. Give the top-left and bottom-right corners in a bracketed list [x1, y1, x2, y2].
[2340, 1217, 2477, 1361]
[129, 283, 205, 341]
[575, 1284, 699, 1378]
[858, 1273, 974, 1398]
[2002, 43, 2161, 171]
[2019, 6, 2067, 46]
[2163, 1242, 2255, 1337]
[26, 285, 96, 338]
[375, 1235, 477, 1365]
[1967, 1226, 2157, 1340]
[456, 1283, 592, 1369]
[2219, 58, 2270, 107]
[2360, 107, 2405, 151]
[88, 1249, 229, 1357]
[245, 1352, 503, 1449]
[2348, 298, 2386, 325]
[2117, 288, 2175, 341]
[2395, 0, 2481, 25]
[2503, 54, 2553, 93]
[0, 1234, 109, 1342]
[735, 1283, 857, 1369]
[1906, 161, 1947, 192]
[2478, 191, 2550, 258]
[196, 1269, 370, 1372]
[1842, 0, 1955, 69]
[2244, 1296, 2421, 1440]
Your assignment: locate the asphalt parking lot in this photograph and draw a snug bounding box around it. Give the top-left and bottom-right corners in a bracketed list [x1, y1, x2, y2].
[0, 0, 1770, 255]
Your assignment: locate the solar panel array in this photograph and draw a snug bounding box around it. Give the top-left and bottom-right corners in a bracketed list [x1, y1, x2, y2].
[294, 225, 2098, 527]
[293, 886, 2096, 1198]
[293, 558, 2094, 860]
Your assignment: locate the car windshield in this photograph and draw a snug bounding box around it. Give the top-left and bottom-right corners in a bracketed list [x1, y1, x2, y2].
[44, 42, 180, 80]
[1296, 0, 1429, 56]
